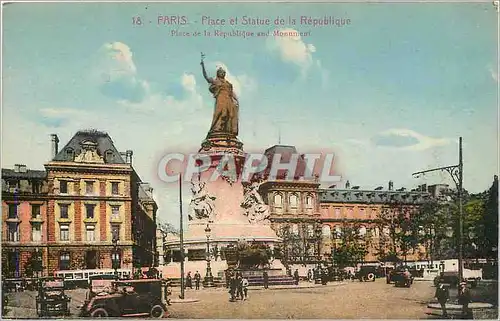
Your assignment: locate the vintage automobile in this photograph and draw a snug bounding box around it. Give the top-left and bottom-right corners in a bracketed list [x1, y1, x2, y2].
[355, 266, 377, 282]
[391, 268, 414, 288]
[79, 279, 169, 318]
[35, 277, 71, 317]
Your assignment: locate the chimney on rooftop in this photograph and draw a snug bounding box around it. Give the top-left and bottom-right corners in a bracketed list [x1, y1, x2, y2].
[50, 134, 59, 159]
[388, 180, 394, 191]
[126, 150, 133, 164]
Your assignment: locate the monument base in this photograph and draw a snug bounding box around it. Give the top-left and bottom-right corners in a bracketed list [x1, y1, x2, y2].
[200, 132, 244, 155]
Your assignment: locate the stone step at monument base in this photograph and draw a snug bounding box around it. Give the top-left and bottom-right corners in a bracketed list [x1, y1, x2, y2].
[246, 275, 296, 286]
[168, 277, 226, 288]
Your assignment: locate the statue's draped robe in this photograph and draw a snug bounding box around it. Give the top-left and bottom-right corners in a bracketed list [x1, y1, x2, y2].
[208, 78, 239, 137]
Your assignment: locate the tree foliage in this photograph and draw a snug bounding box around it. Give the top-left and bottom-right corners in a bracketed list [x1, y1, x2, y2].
[331, 221, 371, 268]
[234, 240, 271, 269]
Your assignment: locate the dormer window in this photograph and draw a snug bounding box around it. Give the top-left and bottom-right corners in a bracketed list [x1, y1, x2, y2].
[66, 148, 75, 161]
[105, 150, 114, 163]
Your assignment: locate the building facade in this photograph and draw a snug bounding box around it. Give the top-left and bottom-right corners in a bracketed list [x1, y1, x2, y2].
[260, 144, 439, 265]
[1, 130, 158, 278]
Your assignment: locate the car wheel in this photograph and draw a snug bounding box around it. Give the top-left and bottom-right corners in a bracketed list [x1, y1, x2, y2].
[367, 273, 375, 282]
[150, 305, 165, 318]
[91, 308, 109, 318]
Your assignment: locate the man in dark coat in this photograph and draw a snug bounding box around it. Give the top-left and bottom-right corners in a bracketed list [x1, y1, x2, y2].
[194, 271, 201, 290]
[186, 272, 193, 289]
[229, 274, 237, 302]
[435, 283, 449, 318]
[458, 282, 472, 319]
[294, 269, 300, 285]
[236, 274, 244, 300]
[263, 270, 269, 289]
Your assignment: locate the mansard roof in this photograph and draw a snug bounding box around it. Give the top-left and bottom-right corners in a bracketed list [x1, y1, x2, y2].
[319, 188, 431, 205]
[262, 145, 312, 179]
[53, 129, 126, 164]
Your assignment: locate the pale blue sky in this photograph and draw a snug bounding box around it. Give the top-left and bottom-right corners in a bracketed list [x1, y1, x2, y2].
[2, 2, 498, 226]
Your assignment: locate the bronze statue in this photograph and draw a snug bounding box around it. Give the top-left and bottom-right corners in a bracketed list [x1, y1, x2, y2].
[200, 53, 239, 137]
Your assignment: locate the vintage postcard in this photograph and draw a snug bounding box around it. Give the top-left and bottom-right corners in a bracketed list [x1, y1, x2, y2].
[1, 1, 498, 319]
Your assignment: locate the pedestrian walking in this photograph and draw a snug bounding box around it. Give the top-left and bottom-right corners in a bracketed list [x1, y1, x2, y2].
[435, 283, 449, 318]
[236, 273, 244, 300]
[194, 271, 201, 290]
[307, 269, 313, 282]
[263, 270, 269, 289]
[242, 277, 249, 300]
[294, 269, 300, 285]
[458, 282, 472, 319]
[186, 271, 193, 289]
[225, 270, 230, 288]
[229, 273, 237, 302]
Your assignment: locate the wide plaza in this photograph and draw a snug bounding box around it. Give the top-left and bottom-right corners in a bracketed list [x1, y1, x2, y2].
[3, 279, 495, 319]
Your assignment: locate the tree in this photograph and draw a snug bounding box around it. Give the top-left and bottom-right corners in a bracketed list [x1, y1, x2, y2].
[276, 224, 306, 267]
[477, 176, 498, 260]
[157, 222, 179, 236]
[377, 200, 421, 263]
[331, 221, 371, 268]
[234, 240, 271, 269]
[414, 199, 449, 264]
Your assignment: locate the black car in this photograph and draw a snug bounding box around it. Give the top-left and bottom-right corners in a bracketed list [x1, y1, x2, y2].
[35, 277, 71, 317]
[80, 279, 168, 318]
[355, 266, 377, 282]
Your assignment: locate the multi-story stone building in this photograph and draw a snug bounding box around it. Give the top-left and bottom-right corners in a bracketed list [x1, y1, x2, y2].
[2, 165, 48, 278]
[1, 130, 158, 277]
[259, 144, 436, 265]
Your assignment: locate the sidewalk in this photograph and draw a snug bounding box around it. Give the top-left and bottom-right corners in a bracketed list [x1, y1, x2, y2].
[248, 281, 348, 291]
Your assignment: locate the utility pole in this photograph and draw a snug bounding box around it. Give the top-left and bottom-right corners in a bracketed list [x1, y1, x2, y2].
[412, 137, 463, 282]
[179, 173, 185, 300]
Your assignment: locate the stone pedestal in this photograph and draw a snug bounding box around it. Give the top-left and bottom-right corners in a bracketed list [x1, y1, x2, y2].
[162, 133, 284, 279]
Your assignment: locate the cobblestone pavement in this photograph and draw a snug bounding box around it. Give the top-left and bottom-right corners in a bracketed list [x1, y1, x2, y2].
[167, 279, 435, 319]
[0, 279, 446, 319]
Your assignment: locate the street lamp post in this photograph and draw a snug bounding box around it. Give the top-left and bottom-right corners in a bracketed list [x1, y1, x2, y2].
[412, 137, 464, 282]
[204, 224, 215, 287]
[112, 236, 119, 280]
[314, 224, 322, 284]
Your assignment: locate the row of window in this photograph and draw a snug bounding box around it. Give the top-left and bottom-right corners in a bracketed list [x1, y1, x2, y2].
[5, 222, 121, 242]
[331, 207, 376, 219]
[58, 203, 121, 220]
[59, 223, 121, 242]
[58, 180, 121, 196]
[7, 203, 122, 220]
[281, 224, 390, 238]
[7, 204, 42, 219]
[273, 194, 314, 209]
[6, 222, 42, 242]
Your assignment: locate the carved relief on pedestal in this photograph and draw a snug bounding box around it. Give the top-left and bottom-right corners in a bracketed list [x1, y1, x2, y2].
[241, 181, 270, 224]
[189, 178, 217, 223]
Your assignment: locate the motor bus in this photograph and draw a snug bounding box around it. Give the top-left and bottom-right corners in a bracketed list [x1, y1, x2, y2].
[53, 269, 132, 288]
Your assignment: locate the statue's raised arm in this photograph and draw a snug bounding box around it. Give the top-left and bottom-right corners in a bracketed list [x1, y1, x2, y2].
[200, 52, 213, 84]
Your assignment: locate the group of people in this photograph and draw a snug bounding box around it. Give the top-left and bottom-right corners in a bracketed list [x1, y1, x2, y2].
[184, 271, 202, 290]
[228, 272, 249, 302]
[435, 280, 472, 319]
